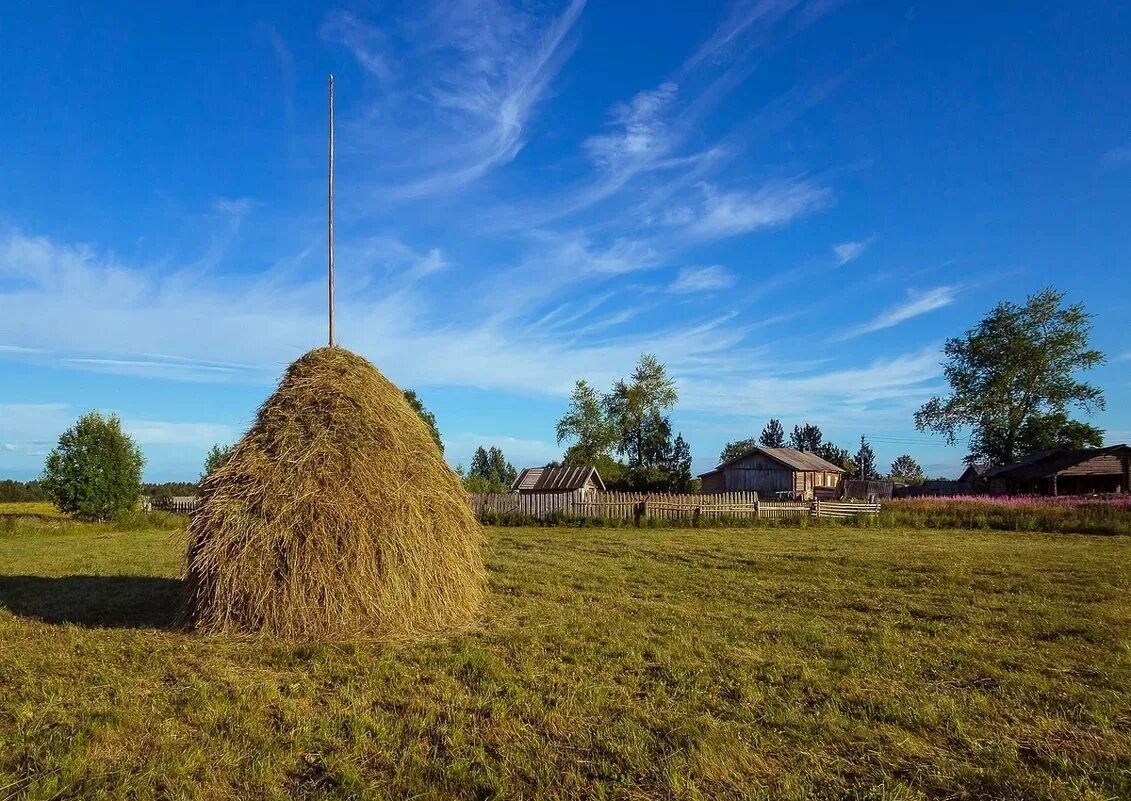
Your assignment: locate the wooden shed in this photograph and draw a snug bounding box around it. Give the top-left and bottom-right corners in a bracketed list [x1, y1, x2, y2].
[984, 444, 1130, 496]
[698, 447, 844, 500]
[511, 466, 605, 497]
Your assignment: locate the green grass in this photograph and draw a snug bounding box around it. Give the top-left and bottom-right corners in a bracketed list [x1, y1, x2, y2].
[1, 513, 1129, 800]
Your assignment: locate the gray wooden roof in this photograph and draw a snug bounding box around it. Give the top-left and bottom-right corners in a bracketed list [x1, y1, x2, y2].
[985, 444, 1129, 480]
[703, 446, 845, 476]
[512, 466, 606, 492]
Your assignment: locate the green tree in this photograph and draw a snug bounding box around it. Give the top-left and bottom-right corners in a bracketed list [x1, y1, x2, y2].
[605, 354, 678, 469]
[200, 443, 234, 483]
[718, 438, 758, 464]
[816, 442, 854, 474]
[556, 380, 617, 465]
[40, 412, 145, 520]
[789, 424, 823, 452]
[1016, 411, 1104, 454]
[889, 454, 924, 484]
[466, 445, 517, 493]
[0, 480, 50, 503]
[759, 418, 785, 448]
[666, 433, 694, 492]
[403, 389, 443, 454]
[914, 288, 1105, 466]
[854, 436, 877, 480]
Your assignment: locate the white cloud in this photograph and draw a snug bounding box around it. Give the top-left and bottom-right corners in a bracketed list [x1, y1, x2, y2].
[682, 180, 830, 239]
[320, 11, 395, 81]
[685, 0, 805, 68]
[1115, 351, 1131, 362]
[1101, 145, 1131, 169]
[326, 0, 587, 199]
[834, 286, 958, 341]
[832, 240, 867, 265]
[584, 82, 679, 171]
[668, 265, 735, 293]
[123, 420, 239, 447]
[0, 226, 951, 443]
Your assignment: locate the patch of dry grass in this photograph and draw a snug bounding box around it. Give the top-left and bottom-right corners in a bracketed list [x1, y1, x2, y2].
[1, 519, 1128, 800]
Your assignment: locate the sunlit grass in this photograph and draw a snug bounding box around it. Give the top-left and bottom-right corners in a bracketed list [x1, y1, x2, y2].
[1, 517, 1128, 799]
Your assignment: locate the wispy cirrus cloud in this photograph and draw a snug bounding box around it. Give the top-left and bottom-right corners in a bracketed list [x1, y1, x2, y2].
[584, 82, 680, 172]
[324, 0, 587, 199]
[669, 265, 736, 293]
[685, 0, 803, 68]
[672, 179, 831, 240]
[1100, 145, 1131, 169]
[321, 11, 395, 81]
[833, 286, 959, 341]
[832, 239, 868, 265]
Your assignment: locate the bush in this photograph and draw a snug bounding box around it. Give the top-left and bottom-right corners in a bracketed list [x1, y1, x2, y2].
[40, 412, 145, 521]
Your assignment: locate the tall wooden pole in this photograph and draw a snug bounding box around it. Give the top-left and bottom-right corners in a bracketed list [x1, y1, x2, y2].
[327, 74, 335, 347]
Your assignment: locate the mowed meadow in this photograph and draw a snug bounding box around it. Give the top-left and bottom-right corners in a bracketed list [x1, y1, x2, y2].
[1, 508, 1129, 800]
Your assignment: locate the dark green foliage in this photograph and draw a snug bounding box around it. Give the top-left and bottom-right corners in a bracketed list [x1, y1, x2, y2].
[605, 354, 678, 470]
[759, 418, 785, 448]
[200, 443, 234, 484]
[666, 434, 693, 492]
[556, 380, 616, 465]
[0, 480, 49, 503]
[1016, 411, 1104, 454]
[718, 438, 758, 464]
[816, 442, 855, 474]
[790, 424, 823, 452]
[403, 389, 443, 454]
[141, 482, 198, 498]
[889, 454, 925, 484]
[855, 436, 877, 480]
[40, 412, 145, 520]
[555, 355, 686, 491]
[915, 288, 1105, 466]
[465, 446, 517, 493]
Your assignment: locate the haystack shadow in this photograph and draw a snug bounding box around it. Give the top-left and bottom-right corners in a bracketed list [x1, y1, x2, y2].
[0, 575, 181, 629]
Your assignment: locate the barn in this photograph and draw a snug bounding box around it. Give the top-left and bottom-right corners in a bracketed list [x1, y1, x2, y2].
[511, 466, 605, 498]
[985, 444, 1130, 496]
[698, 447, 844, 499]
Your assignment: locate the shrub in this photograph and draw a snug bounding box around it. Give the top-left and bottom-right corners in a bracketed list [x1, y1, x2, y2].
[40, 412, 145, 521]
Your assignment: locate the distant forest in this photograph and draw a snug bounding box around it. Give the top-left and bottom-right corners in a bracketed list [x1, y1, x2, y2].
[0, 479, 198, 503]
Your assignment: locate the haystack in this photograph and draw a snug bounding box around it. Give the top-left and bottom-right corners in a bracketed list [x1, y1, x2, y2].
[179, 347, 485, 640]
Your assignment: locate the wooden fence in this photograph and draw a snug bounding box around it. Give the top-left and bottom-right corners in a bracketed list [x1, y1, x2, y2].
[469, 491, 880, 523]
[143, 496, 201, 515]
[145, 492, 881, 523]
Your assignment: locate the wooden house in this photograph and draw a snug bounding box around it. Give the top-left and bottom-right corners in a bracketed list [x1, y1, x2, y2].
[984, 444, 1130, 496]
[698, 446, 844, 500]
[511, 466, 605, 498]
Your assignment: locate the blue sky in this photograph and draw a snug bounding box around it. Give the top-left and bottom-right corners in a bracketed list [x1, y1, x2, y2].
[1, 0, 1129, 482]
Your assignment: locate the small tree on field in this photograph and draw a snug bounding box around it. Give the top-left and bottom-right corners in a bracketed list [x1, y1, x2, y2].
[889, 454, 924, 484]
[201, 443, 234, 484]
[40, 412, 145, 520]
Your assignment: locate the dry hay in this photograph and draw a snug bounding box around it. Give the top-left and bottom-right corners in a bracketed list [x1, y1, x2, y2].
[179, 347, 485, 640]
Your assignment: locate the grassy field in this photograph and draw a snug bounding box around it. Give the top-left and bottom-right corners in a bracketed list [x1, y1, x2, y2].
[0, 510, 1129, 800]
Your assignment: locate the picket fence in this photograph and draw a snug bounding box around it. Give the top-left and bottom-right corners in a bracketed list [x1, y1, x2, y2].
[469, 491, 880, 522]
[144, 492, 881, 522]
